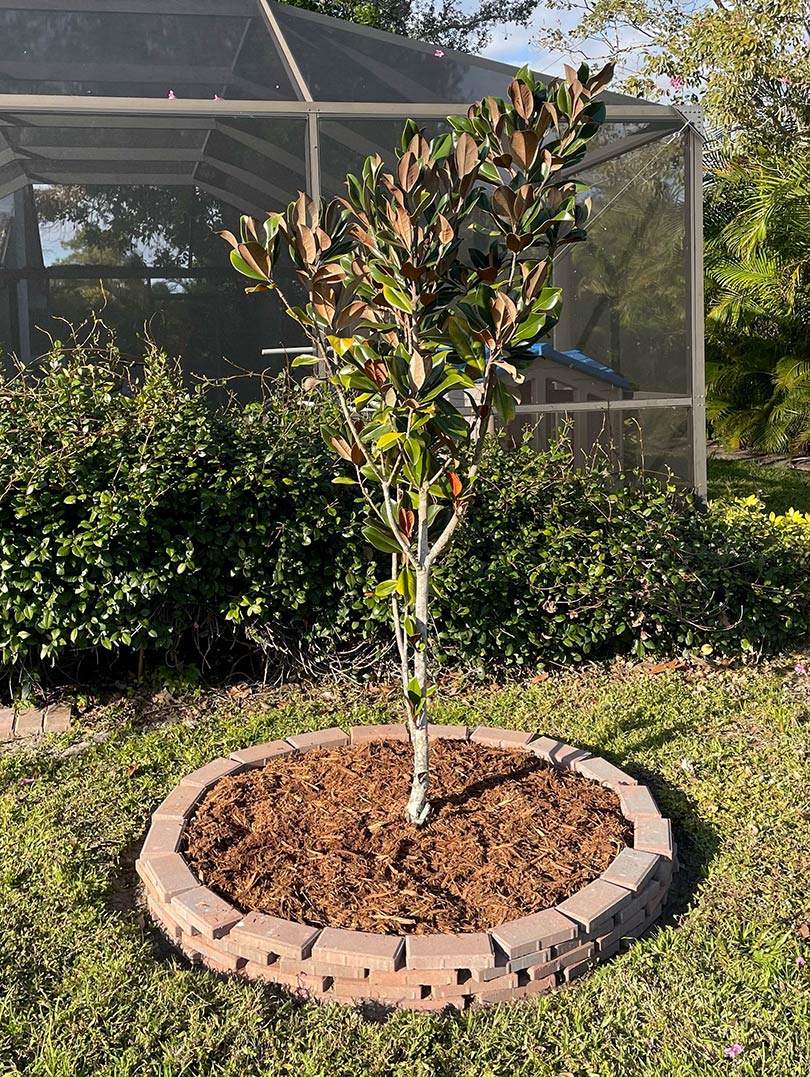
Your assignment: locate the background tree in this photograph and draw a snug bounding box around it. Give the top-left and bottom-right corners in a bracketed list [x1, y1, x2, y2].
[223, 64, 613, 823]
[534, 0, 810, 149]
[287, 0, 539, 53]
[705, 153, 810, 451]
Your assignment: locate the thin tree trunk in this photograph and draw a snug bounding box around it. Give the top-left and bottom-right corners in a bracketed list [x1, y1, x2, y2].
[406, 486, 431, 825]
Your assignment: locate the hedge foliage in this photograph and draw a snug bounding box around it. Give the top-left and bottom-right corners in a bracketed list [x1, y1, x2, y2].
[1, 340, 809, 682]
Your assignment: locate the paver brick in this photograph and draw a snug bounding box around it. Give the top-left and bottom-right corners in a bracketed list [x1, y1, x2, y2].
[0, 708, 14, 741]
[556, 879, 632, 932]
[427, 724, 469, 740]
[151, 783, 203, 823]
[506, 949, 558, 975]
[431, 979, 476, 999]
[281, 956, 368, 979]
[171, 885, 241, 940]
[368, 967, 458, 987]
[564, 956, 595, 982]
[349, 724, 409, 744]
[181, 757, 244, 790]
[405, 996, 462, 1012]
[147, 897, 182, 941]
[601, 847, 660, 893]
[490, 907, 579, 960]
[634, 817, 675, 859]
[596, 908, 646, 953]
[469, 726, 536, 749]
[286, 727, 350, 753]
[44, 704, 72, 734]
[617, 785, 661, 820]
[229, 740, 294, 767]
[573, 756, 637, 788]
[229, 911, 320, 959]
[140, 819, 184, 858]
[136, 852, 198, 903]
[312, 927, 403, 972]
[243, 961, 329, 994]
[14, 708, 43, 737]
[525, 736, 592, 770]
[555, 942, 595, 970]
[406, 932, 494, 971]
[182, 932, 243, 973]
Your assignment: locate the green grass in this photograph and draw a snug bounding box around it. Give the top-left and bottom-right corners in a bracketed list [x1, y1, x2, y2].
[708, 457, 810, 513]
[1, 665, 809, 1077]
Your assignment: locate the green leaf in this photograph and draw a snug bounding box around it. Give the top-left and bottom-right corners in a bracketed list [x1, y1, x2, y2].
[362, 523, 402, 554]
[377, 431, 404, 450]
[291, 354, 319, 367]
[382, 284, 413, 313]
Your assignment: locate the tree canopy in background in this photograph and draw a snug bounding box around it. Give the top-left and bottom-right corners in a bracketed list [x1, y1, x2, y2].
[534, 0, 810, 149]
[285, 0, 538, 52]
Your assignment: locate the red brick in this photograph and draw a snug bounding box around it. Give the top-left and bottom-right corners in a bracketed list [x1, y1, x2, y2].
[617, 785, 661, 820]
[147, 897, 182, 941]
[469, 726, 536, 749]
[151, 784, 203, 824]
[596, 909, 646, 953]
[229, 912, 320, 960]
[136, 852, 198, 903]
[215, 936, 278, 965]
[0, 708, 14, 741]
[507, 950, 559, 976]
[14, 708, 43, 736]
[140, 819, 184, 858]
[556, 942, 595, 971]
[171, 885, 241, 940]
[471, 975, 524, 1004]
[44, 704, 71, 734]
[181, 757, 244, 790]
[229, 740, 294, 767]
[402, 996, 463, 1012]
[312, 926, 403, 972]
[468, 963, 511, 983]
[431, 980, 477, 999]
[181, 932, 243, 973]
[564, 956, 595, 982]
[556, 880, 632, 933]
[368, 967, 458, 988]
[286, 727, 349, 753]
[525, 736, 592, 770]
[601, 848, 660, 893]
[634, 817, 675, 859]
[490, 908, 579, 960]
[427, 724, 469, 740]
[349, 724, 409, 744]
[573, 756, 637, 788]
[331, 979, 422, 1002]
[280, 956, 368, 979]
[406, 932, 493, 971]
[242, 961, 329, 994]
[524, 972, 558, 995]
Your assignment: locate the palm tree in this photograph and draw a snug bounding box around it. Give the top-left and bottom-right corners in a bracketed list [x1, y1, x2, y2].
[706, 151, 810, 452]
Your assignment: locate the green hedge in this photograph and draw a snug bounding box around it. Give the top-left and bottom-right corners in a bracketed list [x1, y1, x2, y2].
[1, 341, 808, 682]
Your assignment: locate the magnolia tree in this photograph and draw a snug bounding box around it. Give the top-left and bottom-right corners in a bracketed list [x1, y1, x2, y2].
[222, 63, 612, 825]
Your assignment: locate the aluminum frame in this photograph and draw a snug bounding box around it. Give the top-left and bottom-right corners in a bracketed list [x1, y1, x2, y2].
[0, 0, 705, 491]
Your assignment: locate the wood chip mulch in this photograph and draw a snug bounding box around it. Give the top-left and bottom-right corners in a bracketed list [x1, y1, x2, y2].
[183, 739, 631, 934]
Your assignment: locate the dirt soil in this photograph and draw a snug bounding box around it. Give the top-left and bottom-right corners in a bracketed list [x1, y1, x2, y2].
[183, 739, 631, 934]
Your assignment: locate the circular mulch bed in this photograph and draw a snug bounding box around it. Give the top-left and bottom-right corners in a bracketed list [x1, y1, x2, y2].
[183, 739, 631, 934]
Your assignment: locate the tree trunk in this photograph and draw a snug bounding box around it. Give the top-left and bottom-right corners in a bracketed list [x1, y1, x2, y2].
[406, 487, 431, 826]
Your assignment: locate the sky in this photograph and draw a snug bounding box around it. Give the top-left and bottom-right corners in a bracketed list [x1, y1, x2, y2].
[479, 13, 572, 74]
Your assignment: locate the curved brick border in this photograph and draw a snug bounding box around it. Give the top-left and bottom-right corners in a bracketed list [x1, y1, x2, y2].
[136, 725, 676, 1011]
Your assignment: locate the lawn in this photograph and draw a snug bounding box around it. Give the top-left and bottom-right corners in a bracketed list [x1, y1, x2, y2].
[1, 661, 809, 1077]
[707, 457, 810, 513]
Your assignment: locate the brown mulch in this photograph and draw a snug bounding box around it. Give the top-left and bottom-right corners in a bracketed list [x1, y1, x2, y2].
[183, 739, 631, 934]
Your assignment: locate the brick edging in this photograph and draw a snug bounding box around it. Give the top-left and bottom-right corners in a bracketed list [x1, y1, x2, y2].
[136, 725, 676, 1011]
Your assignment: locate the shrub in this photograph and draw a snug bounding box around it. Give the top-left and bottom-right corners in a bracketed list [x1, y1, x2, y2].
[436, 441, 810, 664]
[0, 336, 381, 680]
[1, 339, 808, 688]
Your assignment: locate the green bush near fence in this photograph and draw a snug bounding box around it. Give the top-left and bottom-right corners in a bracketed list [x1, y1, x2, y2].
[1, 339, 809, 680]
